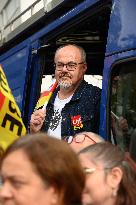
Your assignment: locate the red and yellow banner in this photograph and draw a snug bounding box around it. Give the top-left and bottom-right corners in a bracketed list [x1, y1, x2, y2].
[35, 81, 58, 110]
[0, 64, 26, 150]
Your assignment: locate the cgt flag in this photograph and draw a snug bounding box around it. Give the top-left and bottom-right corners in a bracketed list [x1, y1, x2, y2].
[35, 80, 58, 110]
[0, 64, 26, 150]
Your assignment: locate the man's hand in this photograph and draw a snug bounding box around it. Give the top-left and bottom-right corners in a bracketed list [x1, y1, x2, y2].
[119, 117, 129, 133]
[30, 109, 46, 133]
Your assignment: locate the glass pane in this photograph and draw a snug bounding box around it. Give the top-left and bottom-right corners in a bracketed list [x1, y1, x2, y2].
[110, 60, 136, 161]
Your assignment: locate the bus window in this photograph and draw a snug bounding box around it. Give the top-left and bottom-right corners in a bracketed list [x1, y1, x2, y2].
[110, 60, 136, 160]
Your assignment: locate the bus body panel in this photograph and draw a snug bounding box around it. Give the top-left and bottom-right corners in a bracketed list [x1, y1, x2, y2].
[0, 38, 41, 123]
[0, 41, 31, 113]
[106, 0, 136, 55]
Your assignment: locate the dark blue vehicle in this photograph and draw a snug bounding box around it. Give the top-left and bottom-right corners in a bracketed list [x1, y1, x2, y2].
[0, 0, 136, 160]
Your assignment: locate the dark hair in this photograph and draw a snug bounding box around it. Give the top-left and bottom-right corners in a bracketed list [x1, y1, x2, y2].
[0, 146, 4, 162]
[1, 133, 85, 205]
[55, 44, 86, 63]
[79, 142, 136, 205]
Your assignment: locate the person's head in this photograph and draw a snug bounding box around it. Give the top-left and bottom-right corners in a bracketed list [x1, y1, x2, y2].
[69, 132, 104, 153]
[54, 44, 87, 90]
[0, 133, 85, 205]
[78, 142, 136, 205]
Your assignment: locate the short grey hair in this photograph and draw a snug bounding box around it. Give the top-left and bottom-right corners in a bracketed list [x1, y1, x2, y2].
[55, 44, 86, 63]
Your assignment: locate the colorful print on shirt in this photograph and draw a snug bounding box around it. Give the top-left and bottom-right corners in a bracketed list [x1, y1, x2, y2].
[71, 115, 83, 130]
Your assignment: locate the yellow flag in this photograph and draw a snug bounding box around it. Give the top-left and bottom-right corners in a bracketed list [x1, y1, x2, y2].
[0, 64, 26, 150]
[35, 81, 58, 110]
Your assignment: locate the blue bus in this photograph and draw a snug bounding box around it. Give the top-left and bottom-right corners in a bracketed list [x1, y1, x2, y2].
[0, 0, 136, 160]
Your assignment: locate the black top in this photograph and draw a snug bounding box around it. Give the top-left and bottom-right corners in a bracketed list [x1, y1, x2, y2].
[42, 80, 101, 139]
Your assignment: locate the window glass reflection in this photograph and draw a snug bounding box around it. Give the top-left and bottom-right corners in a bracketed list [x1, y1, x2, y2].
[110, 61, 136, 161]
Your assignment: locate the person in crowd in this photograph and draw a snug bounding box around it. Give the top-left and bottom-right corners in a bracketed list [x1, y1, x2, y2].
[129, 128, 136, 162]
[30, 44, 101, 139]
[0, 133, 85, 205]
[78, 142, 136, 205]
[65, 131, 104, 153]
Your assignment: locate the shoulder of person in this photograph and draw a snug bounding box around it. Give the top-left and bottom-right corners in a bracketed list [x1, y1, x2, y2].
[83, 81, 101, 95]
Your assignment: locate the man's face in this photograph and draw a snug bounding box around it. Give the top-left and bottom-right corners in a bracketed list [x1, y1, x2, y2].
[54, 45, 87, 90]
[0, 150, 58, 205]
